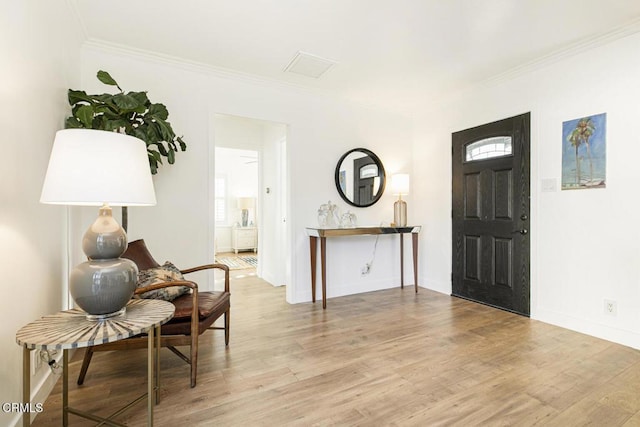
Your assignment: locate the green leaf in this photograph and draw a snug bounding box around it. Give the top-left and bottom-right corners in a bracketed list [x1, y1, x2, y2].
[167, 149, 175, 164]
[112, 93, 142, 111]
[148, 153, 158, 175]
[148, 103, 169, 120]
[76, 105, 95, 128]
[130, 91, 150, 107]
[133, 128, 148, 142]
[97, 70, 121, 91]
[104, 119, 128, 132]
[94, 93, 117, 103]
[92, 115, 109, 131]
[155, 143, 168, 156]
[177, 136, 187, 151]
[155, 118, 174, 141]
[149, 149, 163, 164]
[68, 90, 93, 106]
[145, 124, 161, 143]
[65, 117, 83, 129]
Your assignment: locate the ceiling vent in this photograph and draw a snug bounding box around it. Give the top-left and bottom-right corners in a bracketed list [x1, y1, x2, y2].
[284, 51, 337, 79]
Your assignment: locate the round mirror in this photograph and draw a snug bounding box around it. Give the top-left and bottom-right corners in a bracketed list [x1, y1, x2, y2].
[335, 148, 386, 207]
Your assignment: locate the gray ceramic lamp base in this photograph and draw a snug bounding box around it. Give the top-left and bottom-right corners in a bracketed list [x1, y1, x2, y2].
[70, 258, 137, 319]
[70, 205, 138, 320]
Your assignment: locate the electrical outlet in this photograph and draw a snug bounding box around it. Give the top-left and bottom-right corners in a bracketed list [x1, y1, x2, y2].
[31, 350, 42, 375]
[361, 263, 371, 275]
[604, 299, 617, 316]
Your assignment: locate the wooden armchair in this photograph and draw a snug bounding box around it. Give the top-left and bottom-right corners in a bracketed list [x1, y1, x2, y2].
[77, 239, 230, 388]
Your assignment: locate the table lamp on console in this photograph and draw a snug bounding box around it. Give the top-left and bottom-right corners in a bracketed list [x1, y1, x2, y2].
[391, 173, 410, 227]
[40, 129, 156, 320]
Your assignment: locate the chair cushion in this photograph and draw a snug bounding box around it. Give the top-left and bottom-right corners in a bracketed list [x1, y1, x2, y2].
[137, 261, 190, 301]
[171, 291, 230, 321]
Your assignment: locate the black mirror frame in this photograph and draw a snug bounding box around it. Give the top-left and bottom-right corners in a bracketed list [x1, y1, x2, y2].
[334, 147, 386, 208]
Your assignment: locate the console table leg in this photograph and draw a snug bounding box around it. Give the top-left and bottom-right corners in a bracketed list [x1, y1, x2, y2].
[412, 232, 419, 293]
[320, 236, 327, 309]
[400, 234, 404, 288]
[310, 236, 317, 303]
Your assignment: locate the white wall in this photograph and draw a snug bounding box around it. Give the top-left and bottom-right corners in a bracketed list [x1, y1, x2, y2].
[259, 122, 287, 287]
[414, 31, 640, 349]
[1, 1, 83, 425]
[79, 43, 414, 303]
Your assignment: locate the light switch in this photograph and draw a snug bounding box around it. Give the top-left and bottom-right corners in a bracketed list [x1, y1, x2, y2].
[541, 178, 557, 192]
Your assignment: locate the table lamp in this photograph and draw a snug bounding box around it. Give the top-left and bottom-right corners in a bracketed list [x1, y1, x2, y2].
[391, 174, 409, 227]
[40, 129, 156, 320]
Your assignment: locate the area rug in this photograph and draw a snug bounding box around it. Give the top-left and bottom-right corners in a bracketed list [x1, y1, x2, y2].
[215, 255, 257, 270]
[241, 255, 257, 267]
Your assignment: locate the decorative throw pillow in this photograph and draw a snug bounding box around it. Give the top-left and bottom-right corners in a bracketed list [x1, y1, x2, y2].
[136, 261, 190, 301]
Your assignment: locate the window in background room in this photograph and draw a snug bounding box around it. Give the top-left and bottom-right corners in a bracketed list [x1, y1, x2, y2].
[215, 174, 227, 223]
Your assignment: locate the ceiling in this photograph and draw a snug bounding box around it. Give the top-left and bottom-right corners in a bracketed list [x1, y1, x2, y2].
[71, 0, 640, 115]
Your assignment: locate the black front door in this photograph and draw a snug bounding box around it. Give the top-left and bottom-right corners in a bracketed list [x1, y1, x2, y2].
[452, 113, 530, 316]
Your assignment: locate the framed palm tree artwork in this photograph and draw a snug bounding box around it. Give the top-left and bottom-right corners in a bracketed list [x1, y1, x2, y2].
[561, 112, 607, 190]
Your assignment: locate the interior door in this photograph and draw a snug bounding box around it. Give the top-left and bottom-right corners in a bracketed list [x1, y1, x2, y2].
[452, 113, 530, 316]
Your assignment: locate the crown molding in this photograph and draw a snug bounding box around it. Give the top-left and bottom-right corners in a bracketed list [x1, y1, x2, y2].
[80, 38, 414, 117]
[481, 16, 640, 87]
[423, 16, 640, 113]
[82, 39, 337, 97]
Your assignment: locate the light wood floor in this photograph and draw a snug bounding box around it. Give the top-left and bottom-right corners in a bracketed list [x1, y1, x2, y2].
[33, 272, 640, 426]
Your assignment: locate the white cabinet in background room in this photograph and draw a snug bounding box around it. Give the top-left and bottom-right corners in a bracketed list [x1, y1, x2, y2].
[231, 227, 257, 254]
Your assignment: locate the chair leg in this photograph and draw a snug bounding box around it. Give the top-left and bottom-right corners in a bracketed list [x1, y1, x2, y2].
[77, 347, 94, 385]
[225, 308, 230, 346]
[190, 333, 197, 388]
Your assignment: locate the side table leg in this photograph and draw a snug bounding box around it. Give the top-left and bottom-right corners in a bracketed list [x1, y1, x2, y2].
[412, 232, 419, 293]
[22, 348, 30, 427]
[310, 236, 317, 303]
[63, 349, 68, 426]
[147, 326, 154, 427]
[155, 325, 161, 404]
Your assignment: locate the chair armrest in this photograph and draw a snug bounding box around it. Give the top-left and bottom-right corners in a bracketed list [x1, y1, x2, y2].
[180, 264, 230, 293]
[181, 263, 229, 275]
[134, 280, 198, 296]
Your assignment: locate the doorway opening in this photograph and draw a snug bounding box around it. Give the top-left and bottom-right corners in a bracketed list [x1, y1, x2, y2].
[214, 147, 259, 278]
[211, 113, 289, 292]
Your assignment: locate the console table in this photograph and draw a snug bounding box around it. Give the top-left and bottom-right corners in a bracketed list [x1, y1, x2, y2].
[306, 226, 421, 308]
[16, 299, 174, 427]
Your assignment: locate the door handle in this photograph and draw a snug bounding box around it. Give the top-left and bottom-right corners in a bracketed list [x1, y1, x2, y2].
[512, 229, 528, 235]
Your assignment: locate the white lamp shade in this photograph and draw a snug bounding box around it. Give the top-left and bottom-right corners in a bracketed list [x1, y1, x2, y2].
[237, 197, 255, 209]
[390, 174, 410, 196]
[40, 129, 156, 206]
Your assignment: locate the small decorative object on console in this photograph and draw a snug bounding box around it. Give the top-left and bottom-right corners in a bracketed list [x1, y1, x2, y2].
[340, 211, 357, 228]
[317, 200, 340, 227]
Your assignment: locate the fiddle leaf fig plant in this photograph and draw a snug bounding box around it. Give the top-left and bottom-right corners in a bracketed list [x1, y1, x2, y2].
[65, 70, 186, 174]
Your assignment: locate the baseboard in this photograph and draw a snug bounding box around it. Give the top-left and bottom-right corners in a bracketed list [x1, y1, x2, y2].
[534, 309, 640, 350]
